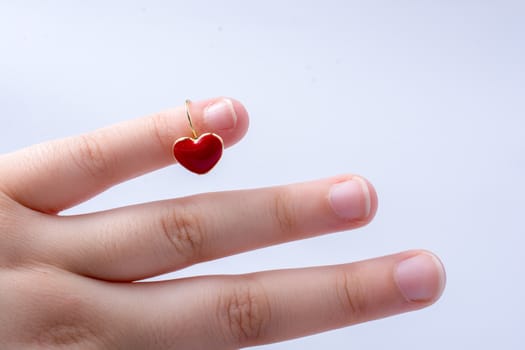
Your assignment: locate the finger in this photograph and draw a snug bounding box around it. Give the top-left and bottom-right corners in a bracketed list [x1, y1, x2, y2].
[107, 251, 446, 349]
[0, 97, 249, 213]
[36, 175, 377, 281]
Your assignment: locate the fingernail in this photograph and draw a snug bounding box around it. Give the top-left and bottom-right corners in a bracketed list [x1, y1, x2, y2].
[204, 98, 237, 131]
[395, 253, 446, 302]
[329, 177, 371, 220]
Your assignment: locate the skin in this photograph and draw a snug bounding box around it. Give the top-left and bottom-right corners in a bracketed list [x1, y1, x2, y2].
[0, 97, 445, 349]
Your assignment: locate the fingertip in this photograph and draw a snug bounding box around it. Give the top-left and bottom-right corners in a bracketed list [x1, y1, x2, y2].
[353, 175, 378, 223]
[394, 251, 446, 304]
[223, 97, 250, 147]
[194, 97, 249, 148]
[425, 251, 447, 302]
[328, 174, 378, 226]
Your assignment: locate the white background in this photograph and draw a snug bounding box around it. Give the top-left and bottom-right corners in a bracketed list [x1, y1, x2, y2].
[1, 1, 524, 349]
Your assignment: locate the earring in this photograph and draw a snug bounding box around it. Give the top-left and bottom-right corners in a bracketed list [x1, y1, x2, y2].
[172, 100, 224, 174]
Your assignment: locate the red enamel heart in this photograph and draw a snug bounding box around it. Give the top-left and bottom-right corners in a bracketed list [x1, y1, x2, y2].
[172, 133, 224, 174]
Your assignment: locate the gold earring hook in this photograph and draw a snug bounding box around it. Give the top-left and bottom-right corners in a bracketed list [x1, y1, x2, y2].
[185, 99, 198, 139]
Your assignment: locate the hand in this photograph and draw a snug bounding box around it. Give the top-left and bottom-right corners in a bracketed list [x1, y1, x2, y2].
[0, 97, 445, 349]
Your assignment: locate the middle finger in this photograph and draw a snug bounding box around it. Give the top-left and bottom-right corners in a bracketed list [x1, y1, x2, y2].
[39, 175, 377, 281]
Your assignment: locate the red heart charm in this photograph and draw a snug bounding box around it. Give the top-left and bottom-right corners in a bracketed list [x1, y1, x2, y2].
[172, 133, 224, 174]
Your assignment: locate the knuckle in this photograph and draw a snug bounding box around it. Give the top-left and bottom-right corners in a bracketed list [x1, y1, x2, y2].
[0, 194, 17, 237]
[271, 189, 297, 236]
[36, 320, 98, 349]
[159, 205, 205, 262]
[336, 270, 368, 321]
[0, 195, 32, 267]
[149, 112, 175, 151]
[218, 279, 271, 347]
[70, 133, 113, 179]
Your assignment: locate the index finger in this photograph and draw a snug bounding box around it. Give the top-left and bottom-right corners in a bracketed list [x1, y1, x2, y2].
[0, 97, 249, 213]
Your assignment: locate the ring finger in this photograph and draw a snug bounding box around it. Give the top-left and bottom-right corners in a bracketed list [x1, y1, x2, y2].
[103, 250, 446, 349]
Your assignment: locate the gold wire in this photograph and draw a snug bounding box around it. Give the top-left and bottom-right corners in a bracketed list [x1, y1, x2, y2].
[185, 99, 198, 139]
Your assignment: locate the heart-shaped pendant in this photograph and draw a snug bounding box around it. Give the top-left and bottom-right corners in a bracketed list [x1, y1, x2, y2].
[173, 133, 223, 174]
[172, 100, 225, 175]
